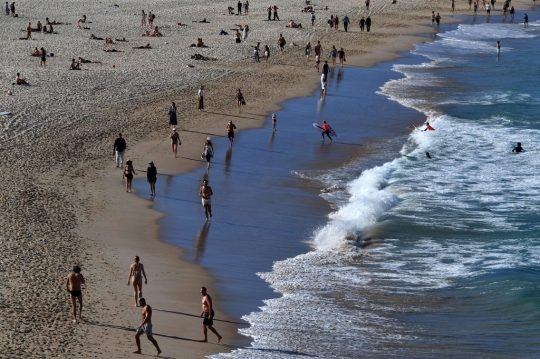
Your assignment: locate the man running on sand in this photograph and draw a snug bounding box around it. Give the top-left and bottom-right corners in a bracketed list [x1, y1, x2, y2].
[134, 298, 162, 356]
[66, 265, 85, 323]
[200, 287, 222, 343]
[199, 180, 213, 220]
[226, 120, 237, 146]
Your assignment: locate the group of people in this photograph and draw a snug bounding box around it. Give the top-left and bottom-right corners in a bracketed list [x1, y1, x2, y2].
[65, 257, 223, 356]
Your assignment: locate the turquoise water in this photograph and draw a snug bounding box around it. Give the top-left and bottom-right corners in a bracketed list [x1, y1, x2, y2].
[135, 10, 540, 359]
[211, 11, 540, 359]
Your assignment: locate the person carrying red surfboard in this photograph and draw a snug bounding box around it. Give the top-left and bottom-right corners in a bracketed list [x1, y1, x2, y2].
[322, 120, 333, 141]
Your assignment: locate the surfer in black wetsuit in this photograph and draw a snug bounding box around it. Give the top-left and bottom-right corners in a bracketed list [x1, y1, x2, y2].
[426, 152, 432, 159]
[512, 142, 524, 153]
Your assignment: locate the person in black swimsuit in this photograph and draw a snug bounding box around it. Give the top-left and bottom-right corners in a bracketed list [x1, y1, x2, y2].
[147, 161, 157, 196]
[123, 159, 137, 192]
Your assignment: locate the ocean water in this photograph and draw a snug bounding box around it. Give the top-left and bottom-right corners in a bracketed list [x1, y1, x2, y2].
[211, 12, 540, 359]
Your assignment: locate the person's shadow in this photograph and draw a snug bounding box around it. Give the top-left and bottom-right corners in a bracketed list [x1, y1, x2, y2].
[193, 222, 211, 263]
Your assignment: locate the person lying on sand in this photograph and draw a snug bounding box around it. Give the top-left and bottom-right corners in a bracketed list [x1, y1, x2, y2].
[176, 22, 187, 26]
[288, 20, 302, 28]
[133, 43, 151, 49]
[78, 56, 101, 63]
[192, 18, 209, 23]
[103, 49, 123, 52]
[191, 53, 217, 61]
[46, 18, 67, 25]
[69, 58, 80, 70]
[301, 6, 313, 12]
[30, 47, 40, 56]
[90, 34, 104, 40]
[78, 14, 87, 23]
[115, 37, 128, 42]
[13, 72, 29, 85]
[77, 24, 90, 30]
[105, 37, 115, 44]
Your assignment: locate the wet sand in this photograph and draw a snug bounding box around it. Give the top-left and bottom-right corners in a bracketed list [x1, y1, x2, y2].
[0, 0, 533, 356]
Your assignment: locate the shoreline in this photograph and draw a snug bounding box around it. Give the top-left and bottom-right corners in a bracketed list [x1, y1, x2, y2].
[80, 7, 536, 356]
[0, 0, 533, 355]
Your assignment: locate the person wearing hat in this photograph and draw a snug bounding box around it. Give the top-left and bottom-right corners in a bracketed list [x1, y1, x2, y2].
[202, 137, 214, 169]
[170, 128, 181, 157]
[226, 120, 237, 146]
[147, 161, 157, 196]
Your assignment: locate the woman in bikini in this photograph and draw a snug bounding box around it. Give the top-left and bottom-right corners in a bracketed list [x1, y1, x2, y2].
[127, 256, 147, 306]
[123, 159, 137, 192]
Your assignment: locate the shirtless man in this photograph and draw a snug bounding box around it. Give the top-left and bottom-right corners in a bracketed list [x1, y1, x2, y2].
[226, 120, 237, 146]
[78, 14, 87, 23]
[14, 72, 28, 85]
[66, 265, 85, 323]
[199, 180, 213, 221]
[90, 34, 103, 40]
[134, 298, 162, 356]
[200, 287, 222, 342]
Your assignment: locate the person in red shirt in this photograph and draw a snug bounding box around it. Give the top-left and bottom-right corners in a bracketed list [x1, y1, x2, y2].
[321, 120, 332, 141]
[423, 122, 435, 131]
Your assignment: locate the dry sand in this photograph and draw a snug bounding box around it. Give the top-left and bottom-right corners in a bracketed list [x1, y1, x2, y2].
[0, 0, 532, 356]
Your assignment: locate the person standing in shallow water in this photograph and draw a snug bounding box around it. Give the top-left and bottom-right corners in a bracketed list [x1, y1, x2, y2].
[127, 256, 147, 306]
[226, 120, 237, 146]
[66, 265, 85, 323]
[200, 287, 222, 342]
[146, 161, 157, 196]
[199, 180, 213, 220]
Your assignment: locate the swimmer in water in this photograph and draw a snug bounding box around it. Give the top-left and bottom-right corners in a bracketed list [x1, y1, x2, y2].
[422, 122, 435, 131]
[512, 142, 524, 153]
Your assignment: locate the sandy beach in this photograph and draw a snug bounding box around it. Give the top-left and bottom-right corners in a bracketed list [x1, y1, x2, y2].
[0, 0, 533, 356]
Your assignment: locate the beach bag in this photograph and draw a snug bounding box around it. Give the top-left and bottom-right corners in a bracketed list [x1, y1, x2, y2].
[151, 14, 155, 20]
[241, 99, 246, 106]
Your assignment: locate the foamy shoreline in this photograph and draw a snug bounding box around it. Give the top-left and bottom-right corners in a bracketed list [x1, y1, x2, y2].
[0, 0, 531, 356]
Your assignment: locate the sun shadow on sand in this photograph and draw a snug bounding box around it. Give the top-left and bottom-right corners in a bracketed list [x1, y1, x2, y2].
[84, 320, 202, 343]
[154, 309, 249, 326]
[201, 111, 263, 121]
[181, 129, 225, 137]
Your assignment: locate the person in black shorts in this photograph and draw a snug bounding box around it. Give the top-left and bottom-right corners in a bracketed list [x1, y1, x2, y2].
[66, 265, 85, 323]
[200, 287, 222, 342]
[226, 121, 237, 146]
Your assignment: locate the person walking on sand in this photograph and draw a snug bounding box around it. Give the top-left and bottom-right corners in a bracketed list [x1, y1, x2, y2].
[202, 137, 214, 169]
[366, 16, 372, 32]
[168, 101, 177, 128]
[40, 47, 46, 67]
[128, 256, 148, 306]
[360, 16, 365, 31]
[338, 47, 346, 66]
[278, 33, 286, 52]
[264, 44, 270, 62]
[114, 133, 126, 168]
[254, 42, 260, 62]
[147, 161, 157, 196]
[200, 287, 222, 342]
[170, 128, 181, 157]
[342, 15, 349, 31]
[314, 40, 322, 57]
[199, 180, 213, 220]
[66, 265, 85, 323]
[3, 2, 8, 15]
[321, 120, 332, 141]
[141, 10, 146, 26]
[227, 120, 237, 146]
[329, 45, 337, 66]
[305, 42, 311, 60]
[273, 5, 280, 20]
[237, 0, 242, 15]
[198, 85, 204, 111]
[134, 298, 162, 356]
[311, 12, 316, 26]
[236, 88, 245, 112]
[272, 113, 277, 131]
[123, 160, 137, 192]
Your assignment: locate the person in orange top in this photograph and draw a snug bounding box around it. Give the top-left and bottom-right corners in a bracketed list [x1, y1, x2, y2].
[322, 120, 332, 141]
[423, 122, 435, 131]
